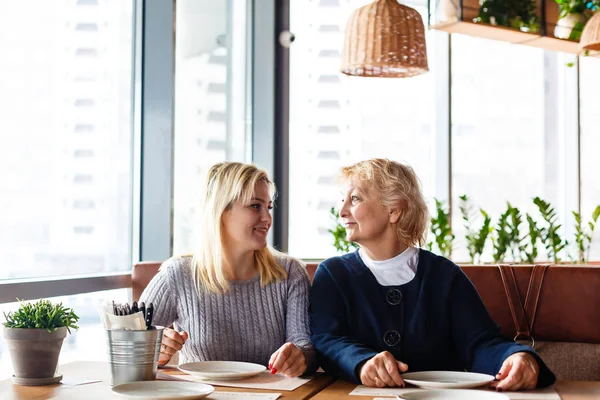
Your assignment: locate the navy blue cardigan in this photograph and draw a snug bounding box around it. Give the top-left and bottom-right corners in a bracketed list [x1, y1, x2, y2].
[309, 249, 555, 387]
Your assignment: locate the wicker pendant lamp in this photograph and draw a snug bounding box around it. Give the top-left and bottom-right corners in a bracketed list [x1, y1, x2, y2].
[580, 12, 600, 51]
[340, 0, 428, 78]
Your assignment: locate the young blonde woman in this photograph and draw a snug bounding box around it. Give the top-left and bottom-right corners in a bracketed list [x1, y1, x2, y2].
[140, 162, 316, 377]
[309, 158, 555, 391]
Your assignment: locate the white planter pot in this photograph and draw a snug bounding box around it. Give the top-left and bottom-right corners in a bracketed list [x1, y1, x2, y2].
[3, 327, 67, 380]
[554, 13, 586, 40]
[435, 0, 458, 24]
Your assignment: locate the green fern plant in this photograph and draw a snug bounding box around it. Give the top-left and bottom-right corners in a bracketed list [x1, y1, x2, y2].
[573, 205, 600, 263]
[534, 197, 566, 263]
[506, 203, 525, 262]
[428, 198, 454, 258]
[573, 211, 585, 263]
[492, 207, 511, 263]
[459, 194, 492, 263]
[521, 213, 542, 263]
[328, 207, 359, 254]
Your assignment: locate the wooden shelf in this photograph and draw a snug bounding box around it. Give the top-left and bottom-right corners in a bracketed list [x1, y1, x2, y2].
[521, 36, 583, 54]
[428, 0, 599, 56]
[431, 20, 540, 44]
[430, 21, 600, 56]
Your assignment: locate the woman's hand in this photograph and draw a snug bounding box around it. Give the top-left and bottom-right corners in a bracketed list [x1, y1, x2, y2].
[491, 352, 539, 392]
[158, 328, 189, 366]
[359, 351, 408, 388]
[268, 342, 307, 378]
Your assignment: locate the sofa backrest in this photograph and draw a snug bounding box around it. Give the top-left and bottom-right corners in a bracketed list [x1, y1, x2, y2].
[132, 261, 162, 302]
[461, 264, 600, 381]
[134, 260, 600, 380]
[461, 265, 600, 343]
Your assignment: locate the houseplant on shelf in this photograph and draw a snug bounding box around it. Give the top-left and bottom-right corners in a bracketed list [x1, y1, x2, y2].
[475, 0, 540, 33]
[554, 0, 599, 40]
[3, 299, 79, 385]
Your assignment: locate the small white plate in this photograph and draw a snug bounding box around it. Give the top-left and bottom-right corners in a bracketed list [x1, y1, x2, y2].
[178, 361, 266, 380]
[111, 381, 214, 399]
[401, 371, 495, 389]
[397, 389, 509, 400]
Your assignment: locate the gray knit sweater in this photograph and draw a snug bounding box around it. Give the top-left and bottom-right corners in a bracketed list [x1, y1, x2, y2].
[139, 254, 317, 373]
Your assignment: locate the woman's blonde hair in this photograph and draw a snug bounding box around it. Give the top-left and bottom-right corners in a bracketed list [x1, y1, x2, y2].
[191, 162, 287, 294]
[341, 158, 429, 247]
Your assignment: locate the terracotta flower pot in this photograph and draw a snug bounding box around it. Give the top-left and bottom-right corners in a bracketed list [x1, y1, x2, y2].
[2, 326, 67, 379]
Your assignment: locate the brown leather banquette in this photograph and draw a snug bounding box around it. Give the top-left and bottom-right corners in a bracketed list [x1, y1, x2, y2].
[132, 260, 600, 380]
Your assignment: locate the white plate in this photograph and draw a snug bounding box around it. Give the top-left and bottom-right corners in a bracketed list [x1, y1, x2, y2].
[178, 361, 266, 380]
[401, 371, 495, 389]
[111, 381, 214, 399]
[397, 389, 509, 400]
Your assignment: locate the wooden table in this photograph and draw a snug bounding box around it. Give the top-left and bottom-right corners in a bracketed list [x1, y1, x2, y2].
[0, 361, 335, 399]
[311, 379, 600, 399]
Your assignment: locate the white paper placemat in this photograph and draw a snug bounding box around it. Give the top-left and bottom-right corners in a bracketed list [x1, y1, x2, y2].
[159, 371, 313, 391]
[351, 385, 561, 399]
[207, 392, 280, 399]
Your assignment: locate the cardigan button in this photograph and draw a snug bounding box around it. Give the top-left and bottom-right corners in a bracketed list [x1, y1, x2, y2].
[386, 289, 403, 305]
[383, 329, 401, 347]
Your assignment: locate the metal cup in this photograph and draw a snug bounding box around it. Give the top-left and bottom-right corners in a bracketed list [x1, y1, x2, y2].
[106, 327, 163, 386]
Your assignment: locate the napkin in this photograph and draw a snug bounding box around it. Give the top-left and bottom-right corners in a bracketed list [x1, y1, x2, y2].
[99, 302, 146, 330]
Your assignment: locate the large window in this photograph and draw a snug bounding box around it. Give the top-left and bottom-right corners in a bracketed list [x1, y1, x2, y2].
[580, 56, 600, 262]
[450, 35, 568, 263]
[172, 0, 251, 254]
[287, 2, 588, 263]
[288, 0, 436, 259]
[0, 0, 135, 280]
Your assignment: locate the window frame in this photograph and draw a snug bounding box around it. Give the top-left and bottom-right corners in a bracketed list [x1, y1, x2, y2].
[0, 0, 174, 303]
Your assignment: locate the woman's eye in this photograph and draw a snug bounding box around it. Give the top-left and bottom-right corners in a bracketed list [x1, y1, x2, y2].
[250, 204, 273, 211]
[351, 196, 359, 201]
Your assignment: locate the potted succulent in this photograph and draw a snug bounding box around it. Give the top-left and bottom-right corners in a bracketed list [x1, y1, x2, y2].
[2, 299, 79, 385]
[554, 0, 599, 40]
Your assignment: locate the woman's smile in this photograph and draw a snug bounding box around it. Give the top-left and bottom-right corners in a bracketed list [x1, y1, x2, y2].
[253, 226, 269, 235]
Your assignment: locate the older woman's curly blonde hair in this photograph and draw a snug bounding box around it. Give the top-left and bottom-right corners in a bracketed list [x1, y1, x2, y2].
[341, 158, 429, 247]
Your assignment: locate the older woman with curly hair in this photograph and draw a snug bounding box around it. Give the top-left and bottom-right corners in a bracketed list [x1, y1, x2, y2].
[309, 158, 555, 392]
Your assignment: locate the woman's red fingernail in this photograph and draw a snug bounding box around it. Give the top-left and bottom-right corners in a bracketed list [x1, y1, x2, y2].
[268, 363, 272, 370]
[271, 368, 277, 375]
